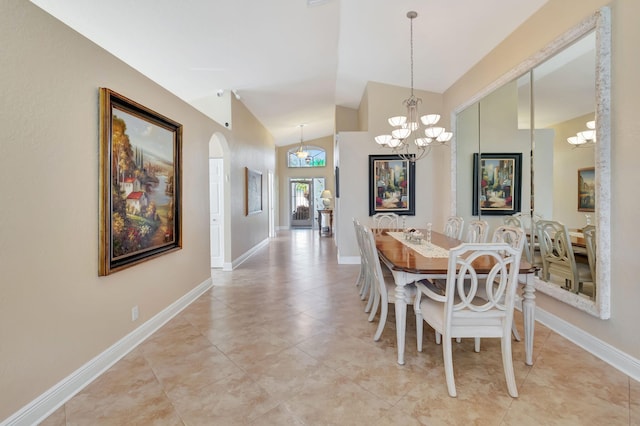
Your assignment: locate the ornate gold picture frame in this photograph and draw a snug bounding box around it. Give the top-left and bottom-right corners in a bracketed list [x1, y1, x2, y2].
[99, 88, 182, 275]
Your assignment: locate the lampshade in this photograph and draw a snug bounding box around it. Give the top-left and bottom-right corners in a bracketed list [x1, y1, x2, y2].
[567, 119, 596, 147]
[424, 126, 444, 139]
[392, 128, 411, 139]
[420, 114, 440, 126]
[388, 138, 401, 148]
[437, 131, 453, 142]
[579, 130, 596, 141]
[321, 190, 332, 208]
[375, 134, 392, 145]
[414, 138, 432, 147]
[388, 116, 407, 127]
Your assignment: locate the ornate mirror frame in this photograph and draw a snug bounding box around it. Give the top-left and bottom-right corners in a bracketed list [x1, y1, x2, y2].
[451, 7, 610, 319]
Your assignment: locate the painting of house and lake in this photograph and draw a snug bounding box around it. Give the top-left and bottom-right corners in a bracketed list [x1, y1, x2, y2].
[99, 88, 182, 275]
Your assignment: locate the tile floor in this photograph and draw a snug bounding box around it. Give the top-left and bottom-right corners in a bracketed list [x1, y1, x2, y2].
[40, 230, 639, 425]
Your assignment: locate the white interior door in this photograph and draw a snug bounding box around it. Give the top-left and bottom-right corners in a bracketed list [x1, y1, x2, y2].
[209, 158, 224, 268]
[268, 171, 275, 237]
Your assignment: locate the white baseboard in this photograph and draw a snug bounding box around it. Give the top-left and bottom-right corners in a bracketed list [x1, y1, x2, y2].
[226, 238, 269, 270]
[535, 306, 640, 382]
[6, 273, 638, 426]
[2, 278, 213, 426]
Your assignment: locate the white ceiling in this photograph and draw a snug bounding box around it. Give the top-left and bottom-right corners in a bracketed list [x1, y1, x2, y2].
[30, 0, 550, 146]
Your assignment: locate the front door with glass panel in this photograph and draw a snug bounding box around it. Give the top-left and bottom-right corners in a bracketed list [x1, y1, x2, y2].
[290, 178, 326, 228]
[290, 180, 312, 228]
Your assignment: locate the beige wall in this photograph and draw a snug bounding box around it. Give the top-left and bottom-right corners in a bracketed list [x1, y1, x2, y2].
[357, 87, 369, 132]
[444, 0, 640, 359]
[276, 136, 334, 228]
[227, 99, 275, 259]
[0, 0, 274, 420]
[366, 81, 446, 137]
[335, 105, 359, 133]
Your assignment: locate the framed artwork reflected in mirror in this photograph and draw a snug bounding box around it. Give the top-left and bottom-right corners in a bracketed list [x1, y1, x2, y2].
[472, 153, 522, 216]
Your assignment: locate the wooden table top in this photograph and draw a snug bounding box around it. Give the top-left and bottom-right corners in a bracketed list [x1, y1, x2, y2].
[374, 229, 535, 275]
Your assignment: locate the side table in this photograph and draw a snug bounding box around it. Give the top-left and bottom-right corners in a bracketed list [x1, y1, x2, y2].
[317, 209, 333, 237]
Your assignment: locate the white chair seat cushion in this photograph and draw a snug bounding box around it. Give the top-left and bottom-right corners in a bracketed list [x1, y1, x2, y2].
[576, 261, 593, 281]
[418, 297, 506, 338]
[548, 258, 592, 282]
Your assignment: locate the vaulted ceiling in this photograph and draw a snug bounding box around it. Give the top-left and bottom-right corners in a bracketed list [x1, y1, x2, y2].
[30, 0, 549, 146]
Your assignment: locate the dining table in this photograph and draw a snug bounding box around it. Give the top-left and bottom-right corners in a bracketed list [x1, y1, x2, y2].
[374, 229, 538, 366]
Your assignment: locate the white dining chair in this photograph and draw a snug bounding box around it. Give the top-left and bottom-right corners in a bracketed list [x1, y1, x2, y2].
[465, 219, 489, 243]
[490, 225, 527, 344]
[503, 215, 532, 263]
[372, 212, 400, 231]
[459, 224, 524, 350]
[536, 220, 592, 294]
[361, 225, 416, 341]
[353, 219, 376, 312]
[353, 217, 366, 290]
[513, 212, 542, 265]
[414, 242, 522, 397]
[583, 224, 597, 299]
[444, 216, 464, 240]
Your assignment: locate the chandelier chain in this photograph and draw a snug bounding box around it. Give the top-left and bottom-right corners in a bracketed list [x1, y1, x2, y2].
[410, 13, 414, 97]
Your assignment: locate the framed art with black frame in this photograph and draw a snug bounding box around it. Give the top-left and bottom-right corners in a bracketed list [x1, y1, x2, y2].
[472, 152, 522, 216]
[368, 154, 415, 216]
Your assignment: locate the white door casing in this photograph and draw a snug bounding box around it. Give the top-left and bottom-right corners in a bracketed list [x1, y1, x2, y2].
[209, 158, 224, 268]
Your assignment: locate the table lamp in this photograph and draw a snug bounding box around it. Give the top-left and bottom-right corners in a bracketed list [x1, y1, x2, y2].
[321, 190, 332, 208]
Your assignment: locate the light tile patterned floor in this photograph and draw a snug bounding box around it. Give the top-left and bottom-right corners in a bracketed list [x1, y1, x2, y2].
[40, 230, 639, 425]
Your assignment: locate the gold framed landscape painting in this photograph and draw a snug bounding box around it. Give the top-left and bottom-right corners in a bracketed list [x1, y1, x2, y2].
[578, 167, 595, 212]
[99, 88, 182, 276]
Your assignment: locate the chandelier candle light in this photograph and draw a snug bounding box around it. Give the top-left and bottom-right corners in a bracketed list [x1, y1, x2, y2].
[375, 11, 452, 162]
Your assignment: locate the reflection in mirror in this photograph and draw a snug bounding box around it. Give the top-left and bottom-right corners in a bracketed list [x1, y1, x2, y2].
[530, 31, 596, 299]
[453, 8, 610, 319]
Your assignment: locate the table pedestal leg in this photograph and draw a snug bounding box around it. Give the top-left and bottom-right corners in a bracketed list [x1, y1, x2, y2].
[522, 273, 536, 366]
[394, 271, 407, 365]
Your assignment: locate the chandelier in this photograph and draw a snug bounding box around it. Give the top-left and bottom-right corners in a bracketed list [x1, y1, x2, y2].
[295, 124, 309, 159]
[374, 11, 452, 162]
[567, 120, 596, 147]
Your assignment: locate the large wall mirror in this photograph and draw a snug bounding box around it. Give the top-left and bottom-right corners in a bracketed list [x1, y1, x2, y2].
[452, 7, 610, 319]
